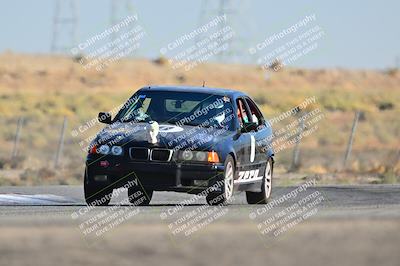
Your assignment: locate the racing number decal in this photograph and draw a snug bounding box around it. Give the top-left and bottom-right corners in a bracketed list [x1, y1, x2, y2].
[235, 135, 260, 183]
[237, 169, 262, 182]
[250, 135, 255, 163]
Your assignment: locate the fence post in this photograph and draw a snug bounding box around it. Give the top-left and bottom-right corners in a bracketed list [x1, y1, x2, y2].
[291, 114, 305, 171]
[12, 117, 24, 159]
[55, 116, 67, 168]
[343, 111, 360, 170]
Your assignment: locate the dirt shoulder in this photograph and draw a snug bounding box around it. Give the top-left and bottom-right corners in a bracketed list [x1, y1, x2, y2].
[0, 220, 399, 266]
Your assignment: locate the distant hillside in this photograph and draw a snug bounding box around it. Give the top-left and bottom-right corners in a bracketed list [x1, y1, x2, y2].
[0, 52, 399, 185]
[0, 52, 399, 117]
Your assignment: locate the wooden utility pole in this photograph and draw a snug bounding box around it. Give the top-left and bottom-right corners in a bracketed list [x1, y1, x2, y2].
[12, 117, 24, 158]
[291, 115, 305, 171]
[343, 111, 360, 170]
[55, 117, 68, 168]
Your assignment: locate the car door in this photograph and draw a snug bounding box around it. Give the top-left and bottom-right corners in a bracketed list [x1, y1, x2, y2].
[234, 97, 257, 181]
[244, 96, 270, 166]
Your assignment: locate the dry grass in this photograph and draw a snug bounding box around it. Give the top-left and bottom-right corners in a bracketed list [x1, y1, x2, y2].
[0, 52, 399, 185]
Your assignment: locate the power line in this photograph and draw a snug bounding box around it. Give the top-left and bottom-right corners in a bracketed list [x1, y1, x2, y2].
[109, 0, 136, 50]
[196, 0, 250, 63]
[51, 0, 78, 53]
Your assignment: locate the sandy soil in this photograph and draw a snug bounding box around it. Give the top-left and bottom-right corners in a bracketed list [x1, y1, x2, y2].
[0, 220, 399, 266]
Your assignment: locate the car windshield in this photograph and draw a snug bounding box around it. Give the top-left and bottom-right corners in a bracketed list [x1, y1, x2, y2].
[114, 91, 234, 129]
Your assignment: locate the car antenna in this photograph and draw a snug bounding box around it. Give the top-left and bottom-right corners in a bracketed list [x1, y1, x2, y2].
[202, 81, 206, 87]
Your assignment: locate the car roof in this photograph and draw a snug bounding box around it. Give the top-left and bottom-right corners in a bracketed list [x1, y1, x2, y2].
[138, 85, 247, 98]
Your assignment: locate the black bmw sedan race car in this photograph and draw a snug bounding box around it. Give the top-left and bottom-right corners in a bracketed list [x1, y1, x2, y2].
[84, 86, 274, 206]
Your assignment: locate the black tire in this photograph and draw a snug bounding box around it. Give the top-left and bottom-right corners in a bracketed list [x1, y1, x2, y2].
[84, 172, 112, 206]
[246, 158, 273, 204]
[128, 185, 153, 206]
[206, 155, 235, 206]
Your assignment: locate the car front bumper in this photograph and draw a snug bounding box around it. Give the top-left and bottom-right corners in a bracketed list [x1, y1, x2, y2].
[85, 155, 225, 193]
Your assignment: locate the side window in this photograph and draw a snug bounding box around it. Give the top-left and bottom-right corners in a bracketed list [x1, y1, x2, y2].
[246, 98, 264, 126]
[236, 98, 250, 127]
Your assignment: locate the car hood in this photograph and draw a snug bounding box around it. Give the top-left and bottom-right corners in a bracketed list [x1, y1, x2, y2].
[94, 122, 233, 150]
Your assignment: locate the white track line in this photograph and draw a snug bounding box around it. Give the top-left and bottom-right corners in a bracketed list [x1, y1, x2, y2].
[0, 194, 79, 205]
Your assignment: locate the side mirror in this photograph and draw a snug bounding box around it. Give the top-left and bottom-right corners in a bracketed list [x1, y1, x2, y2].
[241, 122, 258, 133]
[98, 112, 112, 124]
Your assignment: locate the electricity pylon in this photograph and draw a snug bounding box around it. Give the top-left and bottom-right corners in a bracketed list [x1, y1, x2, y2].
[51, 0, 78, 53]
[196, 0, 250, 63]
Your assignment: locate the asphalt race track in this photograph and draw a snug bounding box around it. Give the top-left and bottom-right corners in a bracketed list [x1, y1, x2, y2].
[1, 185, 400, 220]
[0, 185, 399, 266]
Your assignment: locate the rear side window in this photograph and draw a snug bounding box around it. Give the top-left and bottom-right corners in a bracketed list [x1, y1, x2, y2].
[245, 98, 264, 126]
[236, 98, 250, 127]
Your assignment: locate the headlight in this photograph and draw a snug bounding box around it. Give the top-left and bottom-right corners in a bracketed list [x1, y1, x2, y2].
[195, 151, 207, 161]
[179, 151, 218, 163]
[111, 146, 123, 156]
[182, 150, 193, 160]
[98, 145, 110, 155]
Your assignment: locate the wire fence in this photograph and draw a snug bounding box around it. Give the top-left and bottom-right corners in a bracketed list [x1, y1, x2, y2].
[0, 110, 398, 184]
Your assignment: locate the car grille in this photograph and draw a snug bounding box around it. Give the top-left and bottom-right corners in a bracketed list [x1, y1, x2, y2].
[129, 147, 173, 162]
[129, 147, 149, 161]
[150, 149, 173, 162]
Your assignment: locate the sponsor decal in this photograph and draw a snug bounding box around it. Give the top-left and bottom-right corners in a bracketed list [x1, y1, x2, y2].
[159, 125, 184, 133]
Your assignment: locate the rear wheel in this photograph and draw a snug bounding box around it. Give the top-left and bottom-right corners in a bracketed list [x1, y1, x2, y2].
[246, 158, 273, 204]
[206, 155, 235, 205]
[128, 185, 153, 206]
[84, 171, 112, 206]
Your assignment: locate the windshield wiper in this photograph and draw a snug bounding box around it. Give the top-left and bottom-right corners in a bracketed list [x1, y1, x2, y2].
[166, 119, 219, 128]
[166, 119, 181, 125]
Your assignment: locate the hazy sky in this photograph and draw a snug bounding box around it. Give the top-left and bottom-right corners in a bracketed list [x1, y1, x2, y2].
[1, 0, 399, 69]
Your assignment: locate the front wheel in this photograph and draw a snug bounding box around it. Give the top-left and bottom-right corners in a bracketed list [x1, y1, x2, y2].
[206, 155, 235, 205]
[246, 158, 273, 204]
